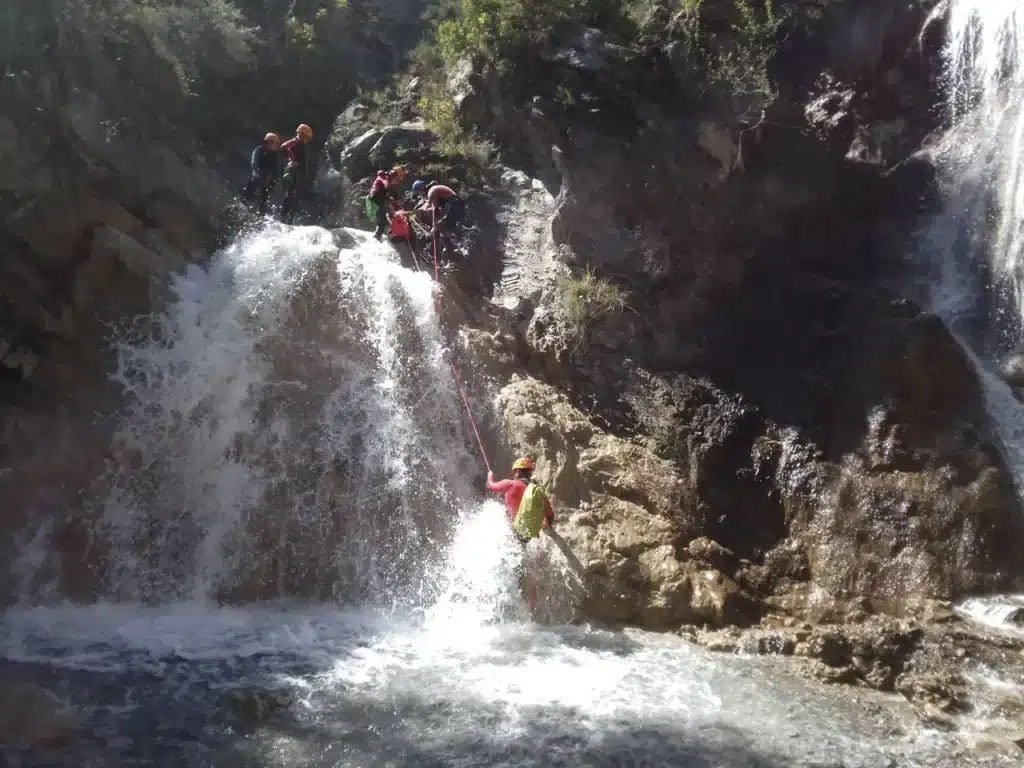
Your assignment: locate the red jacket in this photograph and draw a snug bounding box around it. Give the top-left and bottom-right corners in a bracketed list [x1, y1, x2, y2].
[281, 137, 306, 169]
[486, 477, 553, 526]
[370, 171, 392, 199]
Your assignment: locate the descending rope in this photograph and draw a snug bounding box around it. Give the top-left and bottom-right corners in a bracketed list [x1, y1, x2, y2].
[404, 228, 422, 273]
[431, 207, 493, 475]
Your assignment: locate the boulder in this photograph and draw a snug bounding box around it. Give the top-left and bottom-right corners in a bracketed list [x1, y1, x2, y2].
[217, 688, 295, 724]
[693, 618, 924, 692]
[0, 682, 79, 748]
[895, 671, 972, 718]
[340, 128, 387, 181]
[1000, 352, 1024, 389]
[368, 123, 434, 170]
[497, 375, 762, 627]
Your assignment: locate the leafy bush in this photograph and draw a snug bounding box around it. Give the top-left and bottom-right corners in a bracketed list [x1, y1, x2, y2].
[2, 0, 429, 168]
[559, 267, 629, 347]
[706, 0, 781, 104]
[431, 0, 629, 66]
[3, 0, 255, 95]
[418, 88, 494, 166]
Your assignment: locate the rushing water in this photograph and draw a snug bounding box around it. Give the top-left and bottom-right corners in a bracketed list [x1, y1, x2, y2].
[923, 1, 1024, 630]
[4, 220, 1015, 765]
[0, 507, 1003, 768]
[77, 223, 482, 607]
[8, 4, 1024, 760]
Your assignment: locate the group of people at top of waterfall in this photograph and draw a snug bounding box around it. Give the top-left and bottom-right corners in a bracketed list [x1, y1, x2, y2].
[242, 124, 314, 222]
[242, 126, 463, 254]
[365, 166, 462, 256]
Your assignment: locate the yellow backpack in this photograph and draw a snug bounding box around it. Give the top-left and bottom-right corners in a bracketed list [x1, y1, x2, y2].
[512, 482, 549, 539]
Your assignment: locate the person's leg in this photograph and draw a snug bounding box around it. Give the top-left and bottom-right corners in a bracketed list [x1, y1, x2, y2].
[374, 199, 390, 239]
[281, 175, 298, 221]
[258, 181, 271, 215]
[513, 534, 536, 613]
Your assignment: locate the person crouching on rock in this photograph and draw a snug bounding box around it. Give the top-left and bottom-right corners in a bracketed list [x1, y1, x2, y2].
[486, 457, 554, 609]
[243, 132, 281, 215]
[413, 180, 461, 255]
[280, 123, 313, 223]
[367, 166, 406, 240]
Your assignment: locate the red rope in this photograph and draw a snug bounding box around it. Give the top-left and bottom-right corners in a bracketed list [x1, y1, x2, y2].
[404, 230, 421, 273]
[431, 207, 492, 474]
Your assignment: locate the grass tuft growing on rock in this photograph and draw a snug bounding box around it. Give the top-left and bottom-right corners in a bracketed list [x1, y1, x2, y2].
[418, 90, 495, 166]
[559, 267, 629, 347]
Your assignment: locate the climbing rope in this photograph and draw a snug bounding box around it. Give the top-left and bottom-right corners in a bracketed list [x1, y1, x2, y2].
[431, 207, 493, 475]
[387, 206, 492, 473]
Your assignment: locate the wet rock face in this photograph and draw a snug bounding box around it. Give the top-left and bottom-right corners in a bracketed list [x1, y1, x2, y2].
[494, 329, 1021, 625]
[0, 101, 227, 604]
[454, 4, 1023, 625]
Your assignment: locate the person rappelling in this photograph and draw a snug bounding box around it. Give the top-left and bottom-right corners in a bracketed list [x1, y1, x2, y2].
[280, 123, 314, 222]
[242, 132, 281, 216]
[486, 457, 554, 610]
[412, 180, 461, 257]
[367, 166, 407, 240]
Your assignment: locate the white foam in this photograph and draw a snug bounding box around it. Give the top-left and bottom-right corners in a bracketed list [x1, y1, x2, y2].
[77, 222, 481, 605]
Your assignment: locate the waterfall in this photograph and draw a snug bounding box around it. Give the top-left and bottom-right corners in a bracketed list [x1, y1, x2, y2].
[926, 1, 1024, 627]
[929, 2, 1024, 348]
[79, 223, 481, 607]
[926, 2, 1024, 469]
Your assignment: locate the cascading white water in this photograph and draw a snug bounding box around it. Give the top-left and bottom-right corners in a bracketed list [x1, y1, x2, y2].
[927, 3, 1023, 350]
[944, 1, 1024, 328]
[2, 191, 1019, 767]
[926, 1, 1024, 630]
[86, 223, 481, 606]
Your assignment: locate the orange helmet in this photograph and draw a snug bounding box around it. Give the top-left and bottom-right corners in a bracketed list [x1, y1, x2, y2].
[264, 132, 281, 149]
[391, 166, 406, 181]
[296, 124, 313, 142]
[512, 457, 535, 472]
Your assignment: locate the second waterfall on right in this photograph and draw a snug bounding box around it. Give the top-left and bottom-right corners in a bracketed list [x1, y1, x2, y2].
[922, 1, 1024, 629]
[923, 2, 1024, 493]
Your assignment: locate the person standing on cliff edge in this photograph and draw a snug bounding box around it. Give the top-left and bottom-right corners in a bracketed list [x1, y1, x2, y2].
[243, 132, 281, 215]
[280, 123, 314, 223]
[486, 457, 554, 610]
[367, 166, 406, 240]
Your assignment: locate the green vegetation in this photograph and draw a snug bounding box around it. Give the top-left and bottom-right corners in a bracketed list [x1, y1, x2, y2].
[2, 0, 255, 96]
[418, 89, 494, 166]
[559, 267, 629, 348]
[404, 0, 812, 166]
[705, 0, 782, 104]
[430, 0, 629, 66]
[2, 0, 429, 160]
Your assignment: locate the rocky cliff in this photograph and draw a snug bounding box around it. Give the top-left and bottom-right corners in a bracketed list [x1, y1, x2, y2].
[321, 0, 1024, 630]
[3, 0, 1021, 625]
[0, 78, 232, 602]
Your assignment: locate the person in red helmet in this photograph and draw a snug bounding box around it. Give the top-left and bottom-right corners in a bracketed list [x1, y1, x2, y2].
[487, 457, 554, 612]
[280, 123, 313, 222]
[243, 132, 281, 215]
[486, 457, 554, 539]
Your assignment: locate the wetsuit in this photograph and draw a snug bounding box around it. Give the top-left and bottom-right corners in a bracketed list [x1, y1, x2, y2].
[369, 171, 397, 239]
[245, 144, 280, 215]
[280, 137, 309, 222]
